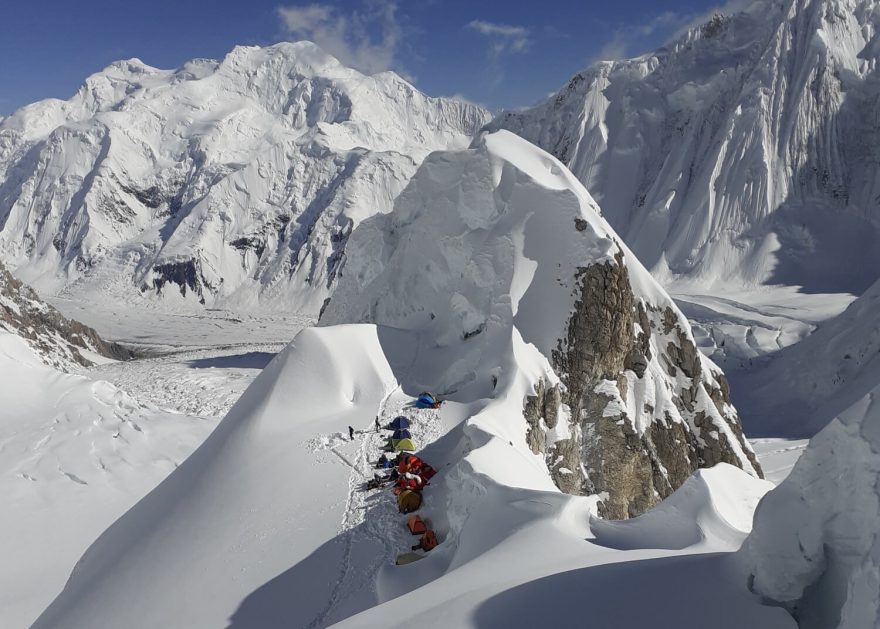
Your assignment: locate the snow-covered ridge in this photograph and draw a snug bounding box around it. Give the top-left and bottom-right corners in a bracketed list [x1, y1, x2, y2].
[324, 130, 761, 518]
[487, 0, 880, 295]
[33, 131, 784, 629]
[0, 41, 490, 314]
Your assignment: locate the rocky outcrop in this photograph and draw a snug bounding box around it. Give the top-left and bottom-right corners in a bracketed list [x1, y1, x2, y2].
[0, 261, 126, 369]
[526, 252, 762, 519]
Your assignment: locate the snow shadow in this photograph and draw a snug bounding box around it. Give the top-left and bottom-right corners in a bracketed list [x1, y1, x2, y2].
[762, 60, 880, 296]
[186, 351, 275, 370]
[226, 528, 361, 628]
[472, 553, 794, 629]
[764, 204, 880, 295]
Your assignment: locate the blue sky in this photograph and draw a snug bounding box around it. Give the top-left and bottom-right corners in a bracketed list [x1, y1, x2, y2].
[0, 0, 727, 115]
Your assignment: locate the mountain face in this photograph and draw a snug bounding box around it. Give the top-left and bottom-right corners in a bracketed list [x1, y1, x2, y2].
[487, 0, 880, 295]
[0, 259, 122, 369]
[0, 42, 489, 314]
[323, 130, 761, 519]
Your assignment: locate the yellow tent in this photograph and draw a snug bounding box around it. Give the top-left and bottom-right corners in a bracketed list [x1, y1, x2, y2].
[397, 489, 422, 513]
[392, 437, 417, 452]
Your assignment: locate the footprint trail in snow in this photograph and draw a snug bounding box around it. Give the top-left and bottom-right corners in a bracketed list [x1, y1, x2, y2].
[305, 387, 443, 627]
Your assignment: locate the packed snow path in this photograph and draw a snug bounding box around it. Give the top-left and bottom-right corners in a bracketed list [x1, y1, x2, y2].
[306, 388, 443, 627]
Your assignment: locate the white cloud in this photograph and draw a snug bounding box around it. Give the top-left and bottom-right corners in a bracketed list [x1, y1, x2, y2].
[591, 11, 695, 63]
[466, 19, 530, 58]
[637, 11, 685, 37]
[592, 1, 754, 64]
[597, 32, 629, 62]
[441, 93, 488, 110]
[277, 1, 402, 74]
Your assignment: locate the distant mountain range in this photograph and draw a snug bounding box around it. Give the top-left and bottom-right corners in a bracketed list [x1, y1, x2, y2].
[0, 42, 488, 315]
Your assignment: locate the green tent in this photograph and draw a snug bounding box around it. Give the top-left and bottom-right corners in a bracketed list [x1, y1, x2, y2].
[392, 437, 417, 452]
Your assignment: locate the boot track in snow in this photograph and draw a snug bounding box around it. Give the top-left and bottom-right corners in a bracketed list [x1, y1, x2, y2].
[305, 387, 443, 627]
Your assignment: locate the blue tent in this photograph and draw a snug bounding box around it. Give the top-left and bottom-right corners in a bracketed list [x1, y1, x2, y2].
[415, 392, 440, 409]
[392, 429, 412, 440]
[389, 416, 411, 430]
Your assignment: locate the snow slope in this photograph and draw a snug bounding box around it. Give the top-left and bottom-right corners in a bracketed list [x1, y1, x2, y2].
[487, 0, 880, 296]
[33, 324, 404, 629]
[742, 384, 880, 628]
[0, 331, 213, 627]
[33, 130, 786, 629]
[0, 41, 489, 315]
[739, 269, 880, 627]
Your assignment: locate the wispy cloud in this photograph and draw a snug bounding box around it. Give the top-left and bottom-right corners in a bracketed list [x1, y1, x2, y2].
[592, 1, 754, 64]
[441, 93, 488, 109]
[466, 19, 530, 58]
[593, 11, 694, 62]
[277, 1, 402, 74]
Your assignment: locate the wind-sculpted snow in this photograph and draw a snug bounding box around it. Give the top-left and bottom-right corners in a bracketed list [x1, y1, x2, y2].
[742, 385, 880, 628]
[324, 130, 761, 518]
[0, 42, 489, 314]
[488, 0, 880, 295]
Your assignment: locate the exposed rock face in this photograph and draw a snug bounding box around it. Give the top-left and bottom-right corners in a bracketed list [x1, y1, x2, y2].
[0, 260, 125, 369]
[526, 252, 762, 519]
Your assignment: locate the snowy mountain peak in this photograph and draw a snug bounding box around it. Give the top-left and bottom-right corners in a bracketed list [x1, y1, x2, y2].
[488, 0, 880, 296]
[0, 40, 490, 315]
[221, 41, 349, 77]
[325, 130, 761, 518]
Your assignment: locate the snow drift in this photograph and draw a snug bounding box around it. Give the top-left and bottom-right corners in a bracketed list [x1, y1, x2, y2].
[0, 41, 489, 314]
[742, 384, 880, 628]
[487, 0, 880, 296]
[324, 129, 761, 518]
